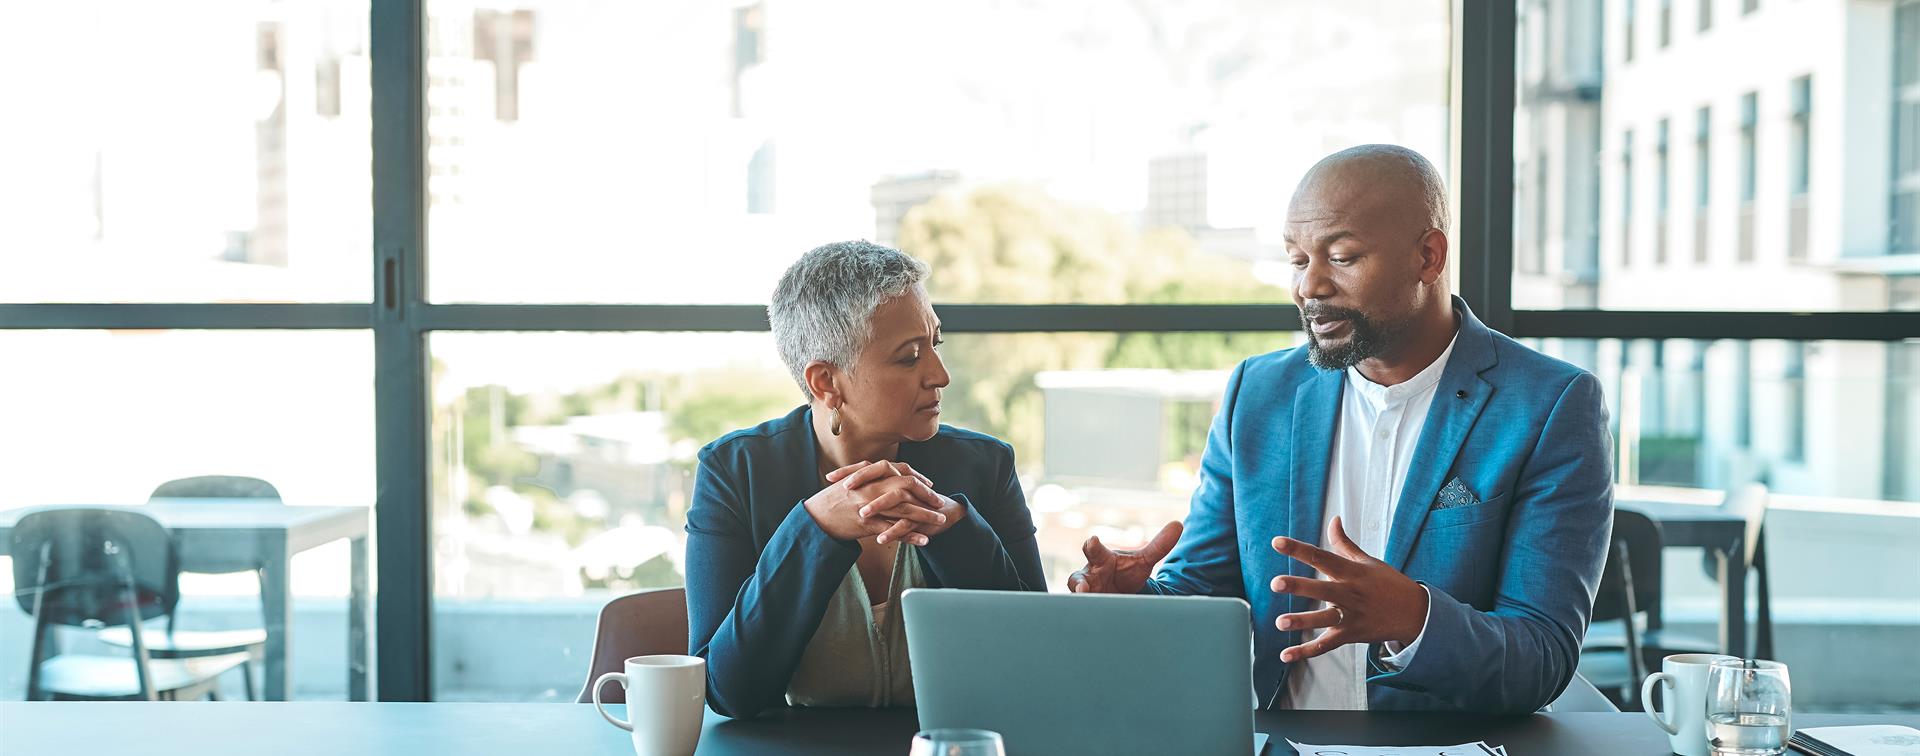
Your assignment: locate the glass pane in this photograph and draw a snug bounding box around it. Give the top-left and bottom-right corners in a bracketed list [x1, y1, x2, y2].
[1527, 337, 1919, 711]
[0, 2, 372, 304]
[940, 330, 1296, 590]
[428, 328, 1291, 700]
[425, 1, 1450, 304]
[0, 330, 374, 701]
[1514, 0, 1913, 311]
[429, 332, 791, 701]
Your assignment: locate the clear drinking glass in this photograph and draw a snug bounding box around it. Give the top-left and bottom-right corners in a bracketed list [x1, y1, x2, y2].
[1705, 658, 1792, 756]
[909, 728, 1007, 756]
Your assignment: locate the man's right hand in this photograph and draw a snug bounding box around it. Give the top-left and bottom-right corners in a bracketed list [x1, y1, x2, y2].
[1067, 521, 1183, 594]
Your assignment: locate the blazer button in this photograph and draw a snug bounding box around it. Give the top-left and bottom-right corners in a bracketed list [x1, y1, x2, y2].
[1455, 389, 1468, 399]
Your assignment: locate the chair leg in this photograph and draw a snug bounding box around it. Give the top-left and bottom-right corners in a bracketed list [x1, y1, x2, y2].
[114, 543, 159, 702]
[25, 542, 54, 702]
[25, 620, 48, 702]
[1754, 538, 1774, 660]
[1623, 616, 1646, 710]
[241, 659, 257, 701]
[1618, 542, 1647, 711]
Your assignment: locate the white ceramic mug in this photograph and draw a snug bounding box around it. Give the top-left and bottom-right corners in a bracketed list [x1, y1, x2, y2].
[1643, 653, 1738, 756]
[593, 654, 706, 756]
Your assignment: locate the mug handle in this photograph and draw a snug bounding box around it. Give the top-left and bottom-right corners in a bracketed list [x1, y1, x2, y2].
[593, 672, 633, 732]
[1642, 672, 1679, 735]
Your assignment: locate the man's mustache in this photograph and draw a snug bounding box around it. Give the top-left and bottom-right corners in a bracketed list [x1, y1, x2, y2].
[1300, 303, 1366, 322]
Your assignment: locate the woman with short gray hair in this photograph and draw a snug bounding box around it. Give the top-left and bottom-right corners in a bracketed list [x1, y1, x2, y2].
[684, 240, 1045, 719]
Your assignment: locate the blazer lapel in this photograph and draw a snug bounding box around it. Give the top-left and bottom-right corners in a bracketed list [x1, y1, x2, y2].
[1287, 368, 1343, 604]
[1382, 299, 1499, 571]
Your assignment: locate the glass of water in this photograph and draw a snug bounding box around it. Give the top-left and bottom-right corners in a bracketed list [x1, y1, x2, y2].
[910, 728, 1006, 756]
[1706, 658, 1792, 756]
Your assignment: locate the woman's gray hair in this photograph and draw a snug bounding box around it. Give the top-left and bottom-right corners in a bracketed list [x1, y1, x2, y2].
[769, 240, 930, 400]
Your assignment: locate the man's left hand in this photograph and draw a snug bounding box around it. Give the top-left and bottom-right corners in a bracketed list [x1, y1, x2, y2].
[1269, 516, 1429, 663]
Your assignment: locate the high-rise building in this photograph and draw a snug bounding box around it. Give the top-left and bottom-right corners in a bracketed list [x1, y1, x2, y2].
[474, 9, 536, 122]
[248, 7, 372, 275]
[734, 4, 772, 214]
[1142, 150, 1280, 264]
[423, 6, 537, 218]
[1145, 151, 1209, 232]
[732, 2, 766, 120]
[254, 20, 290, 267]
[1893, 2, 1920, 257]
[1521, 0, 1918, 499]
[1515, 0, 1602, 310]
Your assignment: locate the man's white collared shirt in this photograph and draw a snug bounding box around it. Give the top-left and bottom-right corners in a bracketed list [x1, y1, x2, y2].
[1278, 335, 1456, 710]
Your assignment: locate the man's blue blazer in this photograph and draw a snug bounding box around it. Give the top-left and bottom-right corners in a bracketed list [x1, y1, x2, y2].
[1146, 297, 1614, 713]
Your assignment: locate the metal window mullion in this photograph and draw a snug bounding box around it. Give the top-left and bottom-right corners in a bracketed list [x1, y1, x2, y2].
[0, 303, 369, 330]
[934, 304, 1299, 333]
[370, 0, 431, 703]
[1456, 0, 1518, 332]
[410, 303, 1303, 333]
[1511, 310, 1920, 341]
[411, 303, 1920, 341]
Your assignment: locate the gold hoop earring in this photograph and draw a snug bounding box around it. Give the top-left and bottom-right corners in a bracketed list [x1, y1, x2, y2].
[830, 406, 842, 436]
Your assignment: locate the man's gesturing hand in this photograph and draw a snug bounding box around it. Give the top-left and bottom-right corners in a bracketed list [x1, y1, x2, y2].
[1269, 516, 1429, 664]
[1066, 520, 1183, 594]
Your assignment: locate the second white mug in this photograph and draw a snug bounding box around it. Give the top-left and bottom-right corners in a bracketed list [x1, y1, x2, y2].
[1643, 652, 1738, 756]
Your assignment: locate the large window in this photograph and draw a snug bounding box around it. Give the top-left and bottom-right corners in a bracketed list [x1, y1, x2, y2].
[7, 1, 1917, 708]
[1516, 0, 1906, 311]
[420, 1, 1450, 305]
[0, 331, 374, 507]
[0, 330, 374, 701]
[412, 0, 1441, 702]
[427, 332, 790, 700]
[1528, 337, 1920, 693]
[1523, 337, 1914, 497]
[426, 329, 1287, 700]
[1506, 5, 1920, 711]
[0, 2, 372, 304]
[5, 0, 1452, 705]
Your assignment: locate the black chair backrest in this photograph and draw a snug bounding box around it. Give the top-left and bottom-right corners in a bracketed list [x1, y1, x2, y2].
[1592, 508, 1663, 624]
[150, 475, 282, 501]
[9, 509, 179, 628]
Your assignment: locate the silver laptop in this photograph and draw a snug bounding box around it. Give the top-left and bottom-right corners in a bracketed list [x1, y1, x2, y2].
[902, 588, 1257, 756]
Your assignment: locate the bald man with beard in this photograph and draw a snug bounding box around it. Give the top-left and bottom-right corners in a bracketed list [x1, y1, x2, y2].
[1070, 145, 1614, 713]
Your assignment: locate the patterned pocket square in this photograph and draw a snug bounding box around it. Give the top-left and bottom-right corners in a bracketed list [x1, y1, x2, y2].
[1434, 477, 1482, 511]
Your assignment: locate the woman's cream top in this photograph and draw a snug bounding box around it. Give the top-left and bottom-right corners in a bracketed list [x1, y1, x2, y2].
[784, 543, 925, 707]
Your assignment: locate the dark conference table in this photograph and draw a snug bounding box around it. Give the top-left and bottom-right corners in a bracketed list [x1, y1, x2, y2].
[4, 702, 1914, 755]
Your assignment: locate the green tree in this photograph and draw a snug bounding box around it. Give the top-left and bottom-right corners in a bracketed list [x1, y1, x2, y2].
[662, 367, 798, 451]
[895, 185, 1288, 473]
[461, 384, 539, 486]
